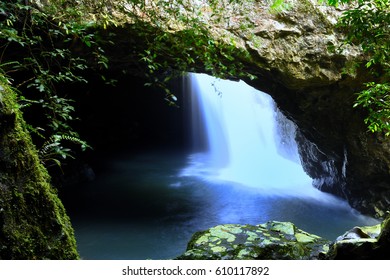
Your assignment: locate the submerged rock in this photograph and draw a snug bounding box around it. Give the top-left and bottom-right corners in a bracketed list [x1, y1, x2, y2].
[176, 221, 330, 260]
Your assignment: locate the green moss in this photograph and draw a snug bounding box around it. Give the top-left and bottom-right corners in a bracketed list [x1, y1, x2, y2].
[178, 222, 331, 260]
[209, 226, 237, 242]
[195, 235, 211, 245]
[0, 75, 79, 259]
[268, 222, 295, 235]
[237, 248, 251, 259]
[246, 231, 259, 242]
[361, 224, 381, 238]
[186, 230, 208, 250]
[295, 232, 318, 243]
[210, 246, 227, 253]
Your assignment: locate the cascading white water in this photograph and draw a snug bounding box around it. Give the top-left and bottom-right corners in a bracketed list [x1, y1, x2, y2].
[182, 73, 328, 198]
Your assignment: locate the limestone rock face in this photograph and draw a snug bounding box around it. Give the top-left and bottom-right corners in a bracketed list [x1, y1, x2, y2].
[177, 221, 330, 260]
[236, 0, 353, 89]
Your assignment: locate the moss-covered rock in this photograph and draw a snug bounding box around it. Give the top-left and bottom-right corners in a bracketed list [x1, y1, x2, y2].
[324, 214, 390, 259]
[0, 75, 79, 259]
[176, 221, 330, 260]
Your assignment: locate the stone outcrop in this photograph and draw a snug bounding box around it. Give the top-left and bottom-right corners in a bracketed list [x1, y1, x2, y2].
[177, 221, 330, 260]
[0, 76, 79, 259]
[178, 216, 390, 260]
[249, 1, 388, 218]
[324, 213, 390, 259]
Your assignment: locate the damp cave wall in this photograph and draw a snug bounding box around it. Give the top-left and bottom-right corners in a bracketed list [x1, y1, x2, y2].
[245, 74, 390, 218]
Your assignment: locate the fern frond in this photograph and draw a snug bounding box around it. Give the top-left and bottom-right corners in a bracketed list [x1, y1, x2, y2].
[38, 134, 91, 168]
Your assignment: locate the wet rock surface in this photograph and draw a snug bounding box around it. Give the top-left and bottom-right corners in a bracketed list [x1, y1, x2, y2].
[178, 216, 390, 260]
[325, 214, 390, 259]
[177, 221, 330, 260]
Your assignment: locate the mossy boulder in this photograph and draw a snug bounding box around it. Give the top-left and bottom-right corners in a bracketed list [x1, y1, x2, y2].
[176, 221, 330, 260]
[0, 76, 79, 259]
[325, 214, 390, 259]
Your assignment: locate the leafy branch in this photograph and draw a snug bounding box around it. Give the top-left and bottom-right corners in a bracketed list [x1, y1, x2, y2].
[0, 1, 114, 167]
[353, 82, 390, 136]
[328, 0, 390, 136]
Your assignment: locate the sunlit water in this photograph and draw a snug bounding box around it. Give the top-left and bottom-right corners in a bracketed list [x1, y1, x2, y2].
[64, 74, 379, 260]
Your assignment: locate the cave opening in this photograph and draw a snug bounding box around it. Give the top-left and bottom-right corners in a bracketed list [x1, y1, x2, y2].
[58, 72, 378, 260]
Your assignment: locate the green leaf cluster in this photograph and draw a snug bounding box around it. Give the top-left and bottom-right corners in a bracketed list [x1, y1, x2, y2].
[354, 82, 390, 135]
[329, 0, 390, 135]
[0, 1, 114, 167]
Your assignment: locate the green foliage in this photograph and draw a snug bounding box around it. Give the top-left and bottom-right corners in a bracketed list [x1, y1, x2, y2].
[139, 26, 253, 104]
[39, 134, 90, 168]
[1, 0, 255, 137]
[269, 0, 293, 13]
[328, 0, 390, 135]
[0, 1, 113, 167]
[353, 82, 390, 136]
[337, 0, 390, 71]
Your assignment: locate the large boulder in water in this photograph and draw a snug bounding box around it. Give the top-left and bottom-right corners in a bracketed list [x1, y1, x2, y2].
[325, 214, 390, 259]
[176, 221, 330, 260]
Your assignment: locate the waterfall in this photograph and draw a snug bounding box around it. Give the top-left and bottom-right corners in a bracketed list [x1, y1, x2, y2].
[182, 73, 326, 198]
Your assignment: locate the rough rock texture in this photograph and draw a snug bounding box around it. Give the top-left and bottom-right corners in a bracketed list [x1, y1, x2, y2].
[178, 217, 390, 260]
[176, 221, 330, 260]
[325, 214, 390, 259]
[0, 76, 79, 259]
